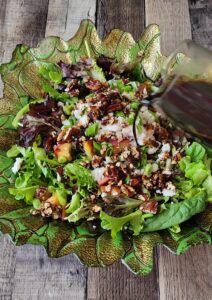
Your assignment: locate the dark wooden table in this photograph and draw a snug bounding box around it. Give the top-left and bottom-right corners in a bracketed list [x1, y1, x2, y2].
[0, 1, 212, 299]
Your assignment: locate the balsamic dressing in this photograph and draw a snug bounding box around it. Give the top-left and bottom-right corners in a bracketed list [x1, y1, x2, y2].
[133, 79, 212, 151]
[160, 80, 212, 142]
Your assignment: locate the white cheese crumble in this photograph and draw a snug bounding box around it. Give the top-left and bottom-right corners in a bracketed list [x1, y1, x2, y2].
[62, 119, 71, 127]
[56, 172, 62, 182]
[57, 101, 64, 107]
[105, 156, 113, 164]
[157, 143, 171, 161]
[162, 189, 176, 197]
[147, 146, 159, 155]
[152, 163, 159, 172]
[79, 114, 89, 126]
[140, 106, 155, 124]
[137, 127, 155, 145]
[162, 181, 176, 197]
[122, 125, 134, 139]
[73, 109, 82, 119]
[161, 143, 171, 153]
[72, 109, 89, 127]
[11, 158, 24, 174]
[91, 167, 105, 182]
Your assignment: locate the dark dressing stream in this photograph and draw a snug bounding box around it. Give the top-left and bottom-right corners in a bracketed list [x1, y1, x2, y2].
[152, 79, 212, 145]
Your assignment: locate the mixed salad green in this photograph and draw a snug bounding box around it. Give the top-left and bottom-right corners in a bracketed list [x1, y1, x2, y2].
[6, 56, 212, 237]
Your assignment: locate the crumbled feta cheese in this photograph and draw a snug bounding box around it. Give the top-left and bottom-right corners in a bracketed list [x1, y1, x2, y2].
[56, 172, 62, 182]
[140, 107, 155, 124]
[62, 119, 70, 127]
[162, 189, 176, 197]
[79, 114, 89, 126]
[101, 192, 108, 198]
[97, 123, 122, 137]
[73, 109, 89, 126]
[73, 109, 82, 119]
[166, 181, 176, 191]
[105, 156, 112, 164]
[162, 181, 176, 197]
[152, 163, 159, 172]
[91, 167, 105, 181]
[157, 143, 171, 161]
[122, 125, 134, 139]
[161, 143, 171, 153]
[11, 158, 24, 174]
[134, 169, 144, 175]
[117, 116, 125, 122]
[58, 101, 64, 107]
[148, 146, 158, 155]
[162, 170, 172, 175]
[77, 103, 89, 110]
[102, 124, 121, 132]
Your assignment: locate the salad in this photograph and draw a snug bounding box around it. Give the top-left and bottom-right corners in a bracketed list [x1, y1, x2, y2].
[6, 55, 212, 238]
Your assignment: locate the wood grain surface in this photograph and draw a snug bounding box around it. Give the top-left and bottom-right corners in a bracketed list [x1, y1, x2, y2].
[145, 0, 192, 55]
[96, 0, 145, 40]
[0, 1, 212, 299]
[87, 258, 159, 300]
[158, 245, 212, 300]
[188, 0, 212, 49]
[45, 0, 96, 39]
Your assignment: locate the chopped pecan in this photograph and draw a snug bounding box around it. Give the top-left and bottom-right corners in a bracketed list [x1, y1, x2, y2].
[88, 106, 101, 121]
[36, 187, 52, 201]
[98, 176, 111, 186]
[92, 155, 103, 168]
[154, 125, 169, 140]
[111, 186, 121, 196]
[173, 152, 182, 161]
[140, 201, 158, 214]
[121, 184, 136, 197]
[105, 102, 123, 113]
[85, 78, 107, 91]
[130, 178, 139, 186]
[135, 82, 150, 98]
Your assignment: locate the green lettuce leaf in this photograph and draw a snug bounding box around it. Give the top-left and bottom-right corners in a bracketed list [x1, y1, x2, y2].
[65, 161, 97, 190]
[66, 192, 81, 214]
[39, 63, 62, 84]
[89, 62, 106, 82]
[100, 210, 143, 238]
[141, 191, 206, 232]
[203, 175, 212, 201]
[9, 186, 38, 203]
[7, 145, 26, 158]
[179, 158, 209, 186]
[66, 198, 90, 222]
[186, 141, 206, 162]
[12, 103, 29, 128]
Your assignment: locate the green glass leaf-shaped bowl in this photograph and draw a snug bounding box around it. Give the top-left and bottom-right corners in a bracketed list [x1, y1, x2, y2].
[0, 20, 211, 276]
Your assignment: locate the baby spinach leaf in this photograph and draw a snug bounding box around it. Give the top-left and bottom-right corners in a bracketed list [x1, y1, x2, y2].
[141, 191, 206, 232]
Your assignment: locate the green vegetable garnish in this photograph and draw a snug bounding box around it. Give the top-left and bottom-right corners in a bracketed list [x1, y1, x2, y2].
[85, 122, 99, 137]
[65, 161, 97, 190]
[66, 192, 81, 214]
[6, 56, 212, 243]
[141, 191, 206, 232]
